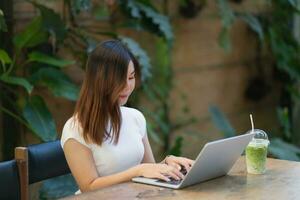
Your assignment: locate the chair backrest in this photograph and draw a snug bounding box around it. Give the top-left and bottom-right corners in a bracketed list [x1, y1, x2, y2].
[27, 140, 71, 183]
[0, 160, 21, 200]
[15, 140, 71, 200]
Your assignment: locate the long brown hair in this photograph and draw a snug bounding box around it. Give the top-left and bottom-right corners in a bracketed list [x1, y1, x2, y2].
[74, 40, 140, 145]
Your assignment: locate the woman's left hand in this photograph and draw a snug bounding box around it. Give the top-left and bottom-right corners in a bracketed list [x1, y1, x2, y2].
[164, 155, 195, 172]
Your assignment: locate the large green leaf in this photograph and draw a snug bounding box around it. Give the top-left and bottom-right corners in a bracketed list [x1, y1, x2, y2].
[140, 4, 173, 43]
[216, 0, 235, 52]
[30, 68, 79, 101]
[0, 9, 7, 32]
[14, 3, 66, 49]
[217, 0, 235, 27]
[238, 13, 264, 42]
[13, 17, 48, 50]
[209, 105, 236, 138]
[33, 3, 67, 41]
[268, 138, 300, 161]
[0, 49, 12, 64]
[22, 95, 57, 141]
[119, 36, 152, 82]
[122, 0, 173, 44]
[0, 74, 33, 94]
[28, 51, 75, 68]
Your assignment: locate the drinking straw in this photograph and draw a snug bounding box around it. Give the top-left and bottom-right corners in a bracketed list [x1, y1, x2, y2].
[250, 114, 254, 133]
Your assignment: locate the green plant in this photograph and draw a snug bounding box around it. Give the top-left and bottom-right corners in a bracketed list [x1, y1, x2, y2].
[0, 0, 175, 153]
[1, 0, 201, 197]
[215, 0, 300, 157]
[1, 0, 178, 198]
[216, 0, 264, 52]
[0, 8, 79, 146]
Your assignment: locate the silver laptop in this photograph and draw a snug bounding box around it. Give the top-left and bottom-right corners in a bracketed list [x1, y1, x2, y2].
[132, 132, 255, 189]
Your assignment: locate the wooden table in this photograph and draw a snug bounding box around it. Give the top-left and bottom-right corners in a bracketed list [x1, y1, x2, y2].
[61, 157, 300, 200]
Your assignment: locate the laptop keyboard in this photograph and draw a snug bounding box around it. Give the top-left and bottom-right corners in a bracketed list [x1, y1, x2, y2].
[155, 167, 188, 185]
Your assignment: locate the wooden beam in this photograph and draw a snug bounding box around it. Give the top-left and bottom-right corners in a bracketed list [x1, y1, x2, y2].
[15, 147, 29, 200]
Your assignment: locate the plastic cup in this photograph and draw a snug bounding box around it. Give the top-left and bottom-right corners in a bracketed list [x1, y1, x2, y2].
[245, 129, 269, 174]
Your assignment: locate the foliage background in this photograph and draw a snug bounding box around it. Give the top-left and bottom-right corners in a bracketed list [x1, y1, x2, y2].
[1, 0, 300, 199]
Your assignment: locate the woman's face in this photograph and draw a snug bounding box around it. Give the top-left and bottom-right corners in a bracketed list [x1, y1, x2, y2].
[119, 61, 135, 105]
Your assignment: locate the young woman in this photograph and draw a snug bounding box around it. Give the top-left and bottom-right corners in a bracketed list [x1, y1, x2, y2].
[61, 40, 194, 193]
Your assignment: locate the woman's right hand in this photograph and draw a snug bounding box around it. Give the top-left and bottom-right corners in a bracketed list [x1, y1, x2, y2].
[136, 163, 185, 182]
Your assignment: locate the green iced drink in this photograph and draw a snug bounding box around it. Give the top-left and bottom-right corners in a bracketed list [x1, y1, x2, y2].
[246, 140, 268, 174]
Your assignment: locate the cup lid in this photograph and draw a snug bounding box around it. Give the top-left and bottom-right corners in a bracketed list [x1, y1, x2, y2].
[247, 129, 270, 146]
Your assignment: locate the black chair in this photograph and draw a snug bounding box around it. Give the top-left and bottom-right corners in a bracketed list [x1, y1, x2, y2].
[0, 159, 21, 200]
[15, 140, 71, 200]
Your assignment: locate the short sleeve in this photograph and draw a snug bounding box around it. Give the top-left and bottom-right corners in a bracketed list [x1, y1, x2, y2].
[60, 117, 90, 148]
[133, 109, 147, 138]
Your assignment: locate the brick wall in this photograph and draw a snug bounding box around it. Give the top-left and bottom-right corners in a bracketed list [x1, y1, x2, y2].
[167, 1, 279, 158]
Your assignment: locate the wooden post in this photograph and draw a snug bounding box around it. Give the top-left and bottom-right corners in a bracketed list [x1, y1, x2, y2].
[15, 147, 29, 200]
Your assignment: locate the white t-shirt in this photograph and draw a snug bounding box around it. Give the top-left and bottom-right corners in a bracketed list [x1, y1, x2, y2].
[60, 106, 146, 192]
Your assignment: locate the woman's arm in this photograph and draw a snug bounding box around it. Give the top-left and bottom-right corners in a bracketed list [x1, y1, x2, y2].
[141, 134, 156, 163]
[63, 138, 183, 192]
[63, 139, 140, 192]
